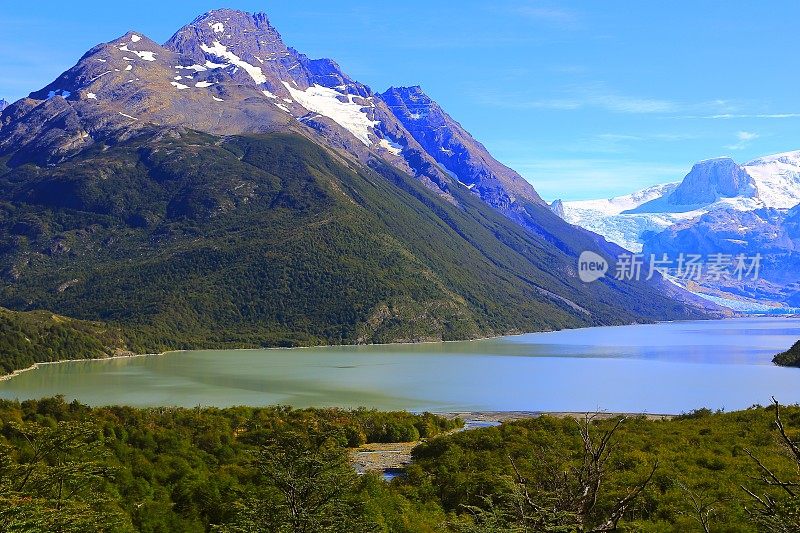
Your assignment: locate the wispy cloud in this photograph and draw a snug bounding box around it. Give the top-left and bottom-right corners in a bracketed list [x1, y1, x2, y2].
[685, 113, 800, 120]
[473, 80, 800, 121]
[515, 4, 580, 29]
[725, 131, 759, 150]
[475, 83, 680, 115]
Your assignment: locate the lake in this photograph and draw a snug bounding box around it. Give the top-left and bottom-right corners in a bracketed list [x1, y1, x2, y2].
[1, 317, 799, 413]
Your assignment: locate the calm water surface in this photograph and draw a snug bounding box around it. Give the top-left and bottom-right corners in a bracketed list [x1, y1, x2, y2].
[2, 318, 799, 413]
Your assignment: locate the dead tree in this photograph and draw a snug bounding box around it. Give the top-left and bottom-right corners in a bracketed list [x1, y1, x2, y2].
[742, 398, 800, 533]
[499, 415, 658, 532]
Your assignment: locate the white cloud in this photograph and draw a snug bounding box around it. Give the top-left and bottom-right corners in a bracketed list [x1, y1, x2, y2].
[725, 130, 759, 150]
[475, 83, 797, 121]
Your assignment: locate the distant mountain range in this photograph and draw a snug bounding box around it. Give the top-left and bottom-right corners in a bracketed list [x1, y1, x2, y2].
[557, 151, 800, 310]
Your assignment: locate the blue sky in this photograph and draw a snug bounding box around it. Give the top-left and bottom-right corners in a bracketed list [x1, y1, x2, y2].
[2, 1, 799, 201]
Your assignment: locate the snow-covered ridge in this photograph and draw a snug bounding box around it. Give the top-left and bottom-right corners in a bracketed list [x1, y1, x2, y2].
[566, 182, 679, 217]
[743, 150, 800, 208]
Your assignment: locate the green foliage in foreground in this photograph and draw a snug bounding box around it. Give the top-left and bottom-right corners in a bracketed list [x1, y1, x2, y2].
[773, 340, 800, 367]
[3, 398, 800, 532]
[0, 397, 460, 532]
[0, 307, 127, 375]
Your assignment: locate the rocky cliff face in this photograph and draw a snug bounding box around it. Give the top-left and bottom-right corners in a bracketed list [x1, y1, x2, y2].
[667, 158, 757, 206]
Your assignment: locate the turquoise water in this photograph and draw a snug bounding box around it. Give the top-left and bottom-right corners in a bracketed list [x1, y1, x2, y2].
[1, 318, 799, 413]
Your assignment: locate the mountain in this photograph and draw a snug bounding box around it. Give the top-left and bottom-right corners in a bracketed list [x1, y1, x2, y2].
[0, 99, 7, 112]
[0, 9, 715, 352]
[663, 157, 757, 207]
[557, 151, 800, 310]
[560, 151, 800, 252]
[743, 151, 800, 208]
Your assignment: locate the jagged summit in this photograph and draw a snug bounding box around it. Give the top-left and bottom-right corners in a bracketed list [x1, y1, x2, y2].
[190, 8, 274, 27]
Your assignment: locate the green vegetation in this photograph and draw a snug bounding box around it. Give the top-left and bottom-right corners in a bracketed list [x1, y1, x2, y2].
[0, 131, 705, 355]
[0, 307, 127, 375]
[2, 397, 800, 531]
[773, 340, 800, 367]
[0, 397, 460, 532]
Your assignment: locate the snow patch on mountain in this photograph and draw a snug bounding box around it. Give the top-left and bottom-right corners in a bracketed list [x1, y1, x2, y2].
[744, 150, 800, 208]
[283, 82, 379, 146]
[118, 44, 157, 62]
[379, 138, 403, 155]
[200, 41, 266, 84]
[47, 89, 71, 99]
[176, 64, 210, 72]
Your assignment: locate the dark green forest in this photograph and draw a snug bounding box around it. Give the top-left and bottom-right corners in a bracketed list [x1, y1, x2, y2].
[0, 307, 127, 375]
[2, 397, 800, 532]
[773, 340, 800, 367]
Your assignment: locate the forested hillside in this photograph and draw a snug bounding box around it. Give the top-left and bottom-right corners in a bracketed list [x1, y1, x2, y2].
[0, 308, 126, 375]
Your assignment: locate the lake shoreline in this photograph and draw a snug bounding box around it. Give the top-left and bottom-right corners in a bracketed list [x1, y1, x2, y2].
[436, 410, 677, 422]
[0, 351, 163, 383]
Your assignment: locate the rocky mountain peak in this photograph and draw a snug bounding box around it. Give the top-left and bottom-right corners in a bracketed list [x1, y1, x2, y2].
[0, 99, 8, 112]
[667, 157, 757, 206]
[165, 9, 368, 98]
[381, 86, 440, 123]
[172, 9, 285, 58]
[550, 199, 566, 218]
